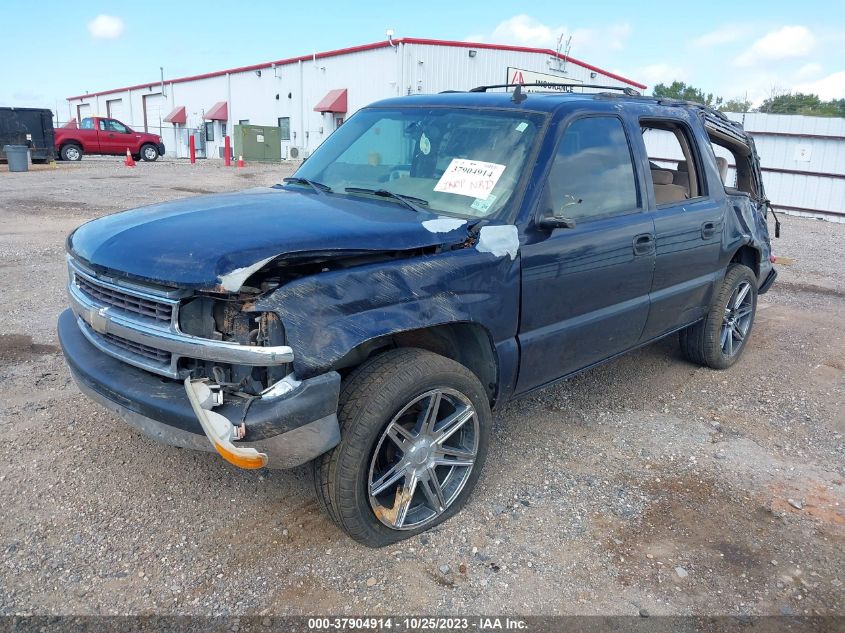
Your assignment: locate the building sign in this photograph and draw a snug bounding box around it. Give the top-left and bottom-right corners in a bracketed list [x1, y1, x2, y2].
[793, 145, 812, 162]
[506, 67, 583, 92]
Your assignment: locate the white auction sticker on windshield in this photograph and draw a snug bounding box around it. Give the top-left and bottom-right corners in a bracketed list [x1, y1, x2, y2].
[434, 158, 506, 200]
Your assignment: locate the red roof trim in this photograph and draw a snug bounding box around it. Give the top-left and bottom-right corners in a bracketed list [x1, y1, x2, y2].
[66, 37, 644, 100]
[314, 88, 348, 113]
[61, 118, 78, 128]
[204, 102, 228, 121]
[164, 106, 187, 124]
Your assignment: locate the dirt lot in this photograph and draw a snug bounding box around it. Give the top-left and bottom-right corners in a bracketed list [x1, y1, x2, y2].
[0, 158, 843, 617]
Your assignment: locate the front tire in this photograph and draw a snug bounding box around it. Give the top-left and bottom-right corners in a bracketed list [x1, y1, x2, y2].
[680, 263, 758, 369]
[60, 144, 82, 161]
[140, 144, 159, 162]
[314, 348, 491, 547]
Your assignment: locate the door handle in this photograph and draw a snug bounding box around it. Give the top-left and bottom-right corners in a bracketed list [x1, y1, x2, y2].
[701, 221, 716, 239]
[633, 233, 655, 256]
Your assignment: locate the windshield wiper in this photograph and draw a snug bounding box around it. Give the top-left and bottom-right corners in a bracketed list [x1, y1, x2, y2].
[282, 177, 332, 194]
[344, 187, 429, 213]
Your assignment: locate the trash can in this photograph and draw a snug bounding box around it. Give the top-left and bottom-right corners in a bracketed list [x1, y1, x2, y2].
[3, 145, 29, 172]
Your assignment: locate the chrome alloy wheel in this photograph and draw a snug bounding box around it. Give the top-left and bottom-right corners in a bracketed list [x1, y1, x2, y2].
[143, 146, 158, 161]
[721, 281, 753, 356]
[367, 388, 479, 530]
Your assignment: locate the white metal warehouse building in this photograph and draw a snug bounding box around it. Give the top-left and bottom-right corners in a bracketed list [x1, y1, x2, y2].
[64, 37, 645, 161]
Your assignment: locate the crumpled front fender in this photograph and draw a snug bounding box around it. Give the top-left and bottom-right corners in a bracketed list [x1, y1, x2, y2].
[253, 247, 520, 378]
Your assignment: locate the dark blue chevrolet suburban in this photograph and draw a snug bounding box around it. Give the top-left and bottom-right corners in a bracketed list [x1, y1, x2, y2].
[58, 86, 777, 546]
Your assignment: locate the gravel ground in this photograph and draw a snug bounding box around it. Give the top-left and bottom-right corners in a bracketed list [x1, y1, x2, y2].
[0, 158, 843, 617]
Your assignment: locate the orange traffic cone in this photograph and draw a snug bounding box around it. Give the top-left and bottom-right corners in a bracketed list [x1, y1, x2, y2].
[236, 155, 244, 168]
[124, 148, 135, 167]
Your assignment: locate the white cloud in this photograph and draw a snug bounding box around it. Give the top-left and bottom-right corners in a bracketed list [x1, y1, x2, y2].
[794, 71, 845, 99]
[88, 15, 124, 40]
[482, 15, 631, 55]
[797, 62, 823, 78]
[691, 25, 747, 49]
[490, 14, 562, 48]
[734, 25, 814, 66]
[637, 63, 686, 86]
[571, 24, 631, 53]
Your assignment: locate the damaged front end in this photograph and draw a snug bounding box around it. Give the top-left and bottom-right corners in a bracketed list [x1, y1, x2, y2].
[59, 254, 343, 469]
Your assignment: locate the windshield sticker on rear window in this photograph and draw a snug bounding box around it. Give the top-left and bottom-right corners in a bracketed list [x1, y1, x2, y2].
[434, 158, 506, 200]
[515, 121, 529, 133]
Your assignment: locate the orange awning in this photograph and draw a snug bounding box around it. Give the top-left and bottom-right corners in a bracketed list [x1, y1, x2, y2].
[164, 106, 187, 124]
[314, 89, 347, 113]
[204, 101, 228, 121]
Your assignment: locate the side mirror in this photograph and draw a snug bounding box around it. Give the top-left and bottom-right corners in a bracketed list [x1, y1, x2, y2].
[538, 194, 580, 230]
[538, 214, 576, 229]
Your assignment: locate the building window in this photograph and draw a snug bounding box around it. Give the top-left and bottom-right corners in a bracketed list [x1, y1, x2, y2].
[278, 117, 291, 141]
[335, 117, 344, 128]
[221, 123, 227, 138]
[204, 122, 215, 141]
[239, 119, 250, 126]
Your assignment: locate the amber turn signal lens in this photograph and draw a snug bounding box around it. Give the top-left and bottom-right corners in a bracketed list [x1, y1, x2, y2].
[211, 441, 268, 470]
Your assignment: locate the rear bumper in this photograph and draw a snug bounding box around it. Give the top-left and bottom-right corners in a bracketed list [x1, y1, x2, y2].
[58, 309, 341, 468]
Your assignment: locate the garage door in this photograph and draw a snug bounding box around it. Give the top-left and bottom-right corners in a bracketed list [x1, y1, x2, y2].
[106, 98, 124, 121]
[76, 103, 91, 123]
[142, 93, 166, 134]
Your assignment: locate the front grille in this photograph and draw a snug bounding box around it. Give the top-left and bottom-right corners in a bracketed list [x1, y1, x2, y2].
[101, 332, 172, 366]
[75, 274, 173, 324]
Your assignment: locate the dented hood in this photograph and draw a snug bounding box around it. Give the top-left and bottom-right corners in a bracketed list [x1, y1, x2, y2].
[68, 186, 469, 290]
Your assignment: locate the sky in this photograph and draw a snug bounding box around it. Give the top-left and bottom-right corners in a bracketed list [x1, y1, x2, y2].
[1, 0, 843, 113]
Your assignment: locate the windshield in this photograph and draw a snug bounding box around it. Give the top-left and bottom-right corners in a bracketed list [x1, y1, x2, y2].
[293, 107, 544, 219]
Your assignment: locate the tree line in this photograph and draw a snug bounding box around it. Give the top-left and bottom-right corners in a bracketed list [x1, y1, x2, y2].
[651, 81, 845, 117]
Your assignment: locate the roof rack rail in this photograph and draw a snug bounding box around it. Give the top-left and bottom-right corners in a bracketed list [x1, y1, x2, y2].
[468, 82, 641, 96]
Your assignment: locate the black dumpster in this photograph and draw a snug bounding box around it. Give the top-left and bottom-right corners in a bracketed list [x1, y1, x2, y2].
[0, 107, 55, 163]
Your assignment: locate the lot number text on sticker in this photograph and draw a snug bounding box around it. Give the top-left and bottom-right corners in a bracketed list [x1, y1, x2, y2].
[434, 159, 506, 200]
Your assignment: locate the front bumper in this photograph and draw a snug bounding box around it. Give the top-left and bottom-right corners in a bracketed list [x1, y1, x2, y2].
[156, 142, 166, 156]
[58, 309, 341, 468]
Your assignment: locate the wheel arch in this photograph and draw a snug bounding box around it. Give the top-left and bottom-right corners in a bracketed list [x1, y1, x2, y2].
[330, 322, 500, 405]
[730, 244, 760, 279]
[60, 140, 83, 150]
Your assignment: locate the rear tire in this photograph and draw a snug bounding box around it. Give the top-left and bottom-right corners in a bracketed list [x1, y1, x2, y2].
[140, 144, 159, 162]
[313, 348, 492, 547]
[679, 263, 757, 369]
[60, 144, 82, 162]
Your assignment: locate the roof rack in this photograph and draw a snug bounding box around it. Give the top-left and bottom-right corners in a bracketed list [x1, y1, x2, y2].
[468, 83, 641, 96]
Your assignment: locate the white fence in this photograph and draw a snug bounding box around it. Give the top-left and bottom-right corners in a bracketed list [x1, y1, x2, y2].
[725, 113, 845, 223]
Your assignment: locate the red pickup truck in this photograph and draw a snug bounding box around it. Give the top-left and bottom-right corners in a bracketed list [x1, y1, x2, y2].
[55, 116, 165, 162]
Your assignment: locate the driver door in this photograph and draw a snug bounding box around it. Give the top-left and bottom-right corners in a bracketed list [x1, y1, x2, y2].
[516, 115, 655, 392]
[98, 118, 131, 154]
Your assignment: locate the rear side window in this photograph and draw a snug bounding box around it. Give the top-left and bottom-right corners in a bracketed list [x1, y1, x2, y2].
[80, 118, 94, 130]
[545, 117, 639, 222]
[641, 120, 704, 203]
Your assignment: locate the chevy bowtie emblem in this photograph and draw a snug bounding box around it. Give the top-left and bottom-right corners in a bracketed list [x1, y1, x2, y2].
[89, 306, 109, 334]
